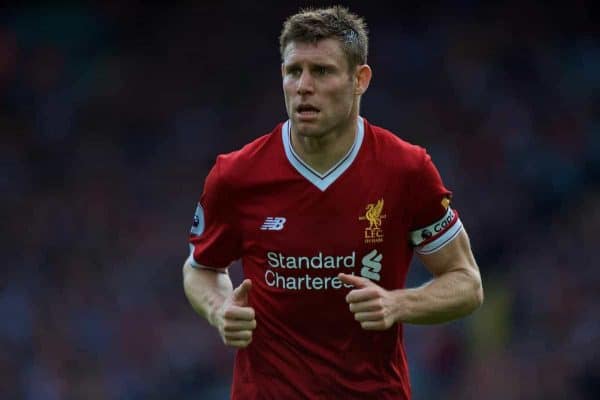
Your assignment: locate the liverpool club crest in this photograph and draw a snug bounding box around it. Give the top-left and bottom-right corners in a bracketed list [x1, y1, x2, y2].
[359, 198, 386, 244]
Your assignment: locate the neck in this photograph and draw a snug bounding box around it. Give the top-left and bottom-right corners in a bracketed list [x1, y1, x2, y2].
[291, 116, 359, 175]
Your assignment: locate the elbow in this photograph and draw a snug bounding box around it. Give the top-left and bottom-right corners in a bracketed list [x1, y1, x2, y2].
[469, 271, 484, 312]
[474, 281, 484, 309]
[457, 267, 483, 315]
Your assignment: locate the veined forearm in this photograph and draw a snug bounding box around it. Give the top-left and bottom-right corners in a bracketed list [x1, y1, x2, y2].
[394, 268, 483, 325]
[182, 262, 233, 326]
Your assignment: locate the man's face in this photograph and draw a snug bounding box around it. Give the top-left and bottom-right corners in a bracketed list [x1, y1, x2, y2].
[282, 39, 357, 138]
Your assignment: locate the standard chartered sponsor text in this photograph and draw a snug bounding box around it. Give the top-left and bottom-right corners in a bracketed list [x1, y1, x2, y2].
[265, 270, 353, 290]
[267, 251, 356, 269]
[265, 251, 355, 290]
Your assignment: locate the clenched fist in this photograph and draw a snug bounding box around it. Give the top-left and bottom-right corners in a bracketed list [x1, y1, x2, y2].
[215, 279, 256, 348]
[338, 273, 398, 331]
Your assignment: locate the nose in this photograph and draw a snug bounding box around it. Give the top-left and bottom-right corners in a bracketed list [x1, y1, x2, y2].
[297, 70, 314, 95]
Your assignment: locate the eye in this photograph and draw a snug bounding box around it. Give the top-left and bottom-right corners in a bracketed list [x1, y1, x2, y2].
[315, 66, 329, 75]
[287, 67, 301, 77]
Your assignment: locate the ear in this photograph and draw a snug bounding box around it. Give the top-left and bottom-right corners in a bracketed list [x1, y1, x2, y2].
[354, 64, 372, 96]
[281, 63, 285, 79]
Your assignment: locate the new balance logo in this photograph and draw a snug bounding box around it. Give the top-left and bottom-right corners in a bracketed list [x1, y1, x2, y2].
[260, 217, 287, 231]
[361, 249, 382, 281]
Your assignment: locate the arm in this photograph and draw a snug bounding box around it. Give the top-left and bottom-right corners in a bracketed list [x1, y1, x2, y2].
[182, 259, 256, 347]
[397, 228, 483, 324]
[182, 260, 233, 326]
[339, 228, 483, 329]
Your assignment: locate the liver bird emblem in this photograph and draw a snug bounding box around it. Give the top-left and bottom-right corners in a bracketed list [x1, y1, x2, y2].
[365, 199, 385, 229]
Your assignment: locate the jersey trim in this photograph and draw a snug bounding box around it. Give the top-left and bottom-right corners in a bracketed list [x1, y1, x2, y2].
[282, 117, 365, 191]
[187, 245, 228, 273]
[187, 244, 200, 267]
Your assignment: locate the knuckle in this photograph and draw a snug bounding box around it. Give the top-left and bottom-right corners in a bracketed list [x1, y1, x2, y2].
[223, 332, 234, 340]
[239, 331, 251, 340]
[227, 331, 240, 339]
[225, 321, 240, 332]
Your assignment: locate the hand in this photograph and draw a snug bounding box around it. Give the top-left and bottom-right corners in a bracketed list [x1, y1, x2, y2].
[215, 279, 256, 348]
[338, 273, 398, 331]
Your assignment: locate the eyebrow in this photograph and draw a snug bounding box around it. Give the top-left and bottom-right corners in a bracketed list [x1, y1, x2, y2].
[284, 61, 337, 70]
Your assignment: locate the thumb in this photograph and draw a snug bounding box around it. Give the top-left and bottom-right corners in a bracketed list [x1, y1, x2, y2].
[338, 273, 372, 288]
[232, 279, 252, 305]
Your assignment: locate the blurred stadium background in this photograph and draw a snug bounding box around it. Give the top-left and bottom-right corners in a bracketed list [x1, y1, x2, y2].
[1, 2, 598, 399]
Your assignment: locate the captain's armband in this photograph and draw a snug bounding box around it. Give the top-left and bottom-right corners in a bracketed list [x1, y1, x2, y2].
[409, 208, 463, 255]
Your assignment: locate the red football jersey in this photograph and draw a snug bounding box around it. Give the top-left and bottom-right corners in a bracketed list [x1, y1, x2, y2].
[189, 117, 462, 399]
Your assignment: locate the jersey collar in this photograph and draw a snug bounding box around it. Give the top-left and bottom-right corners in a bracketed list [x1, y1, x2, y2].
[282, 117, 365, 192]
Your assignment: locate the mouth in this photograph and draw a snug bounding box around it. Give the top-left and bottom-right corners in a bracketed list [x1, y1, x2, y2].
[295, 104, 320, 121]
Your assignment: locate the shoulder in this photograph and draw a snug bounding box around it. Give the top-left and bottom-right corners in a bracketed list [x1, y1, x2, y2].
[214, 122, 284, 183]
[364, 119, 427, 172]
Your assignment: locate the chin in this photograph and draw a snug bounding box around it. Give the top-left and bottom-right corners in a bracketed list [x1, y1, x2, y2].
[295, 124, 326, 138]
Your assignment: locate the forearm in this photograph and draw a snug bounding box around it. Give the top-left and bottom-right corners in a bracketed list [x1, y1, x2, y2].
[393, 268, 483, 325]
[182, 261, 233, 327]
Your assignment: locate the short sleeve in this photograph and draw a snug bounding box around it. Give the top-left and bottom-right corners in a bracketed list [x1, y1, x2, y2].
[188, 158, 242, 268]
[408, 149, 463, 255]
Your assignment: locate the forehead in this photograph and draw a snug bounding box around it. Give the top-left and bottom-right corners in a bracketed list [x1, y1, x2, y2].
[282, 38, 347, 68]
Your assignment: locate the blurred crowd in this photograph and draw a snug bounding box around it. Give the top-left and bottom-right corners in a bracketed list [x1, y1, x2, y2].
[1, 2, 598, 399]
